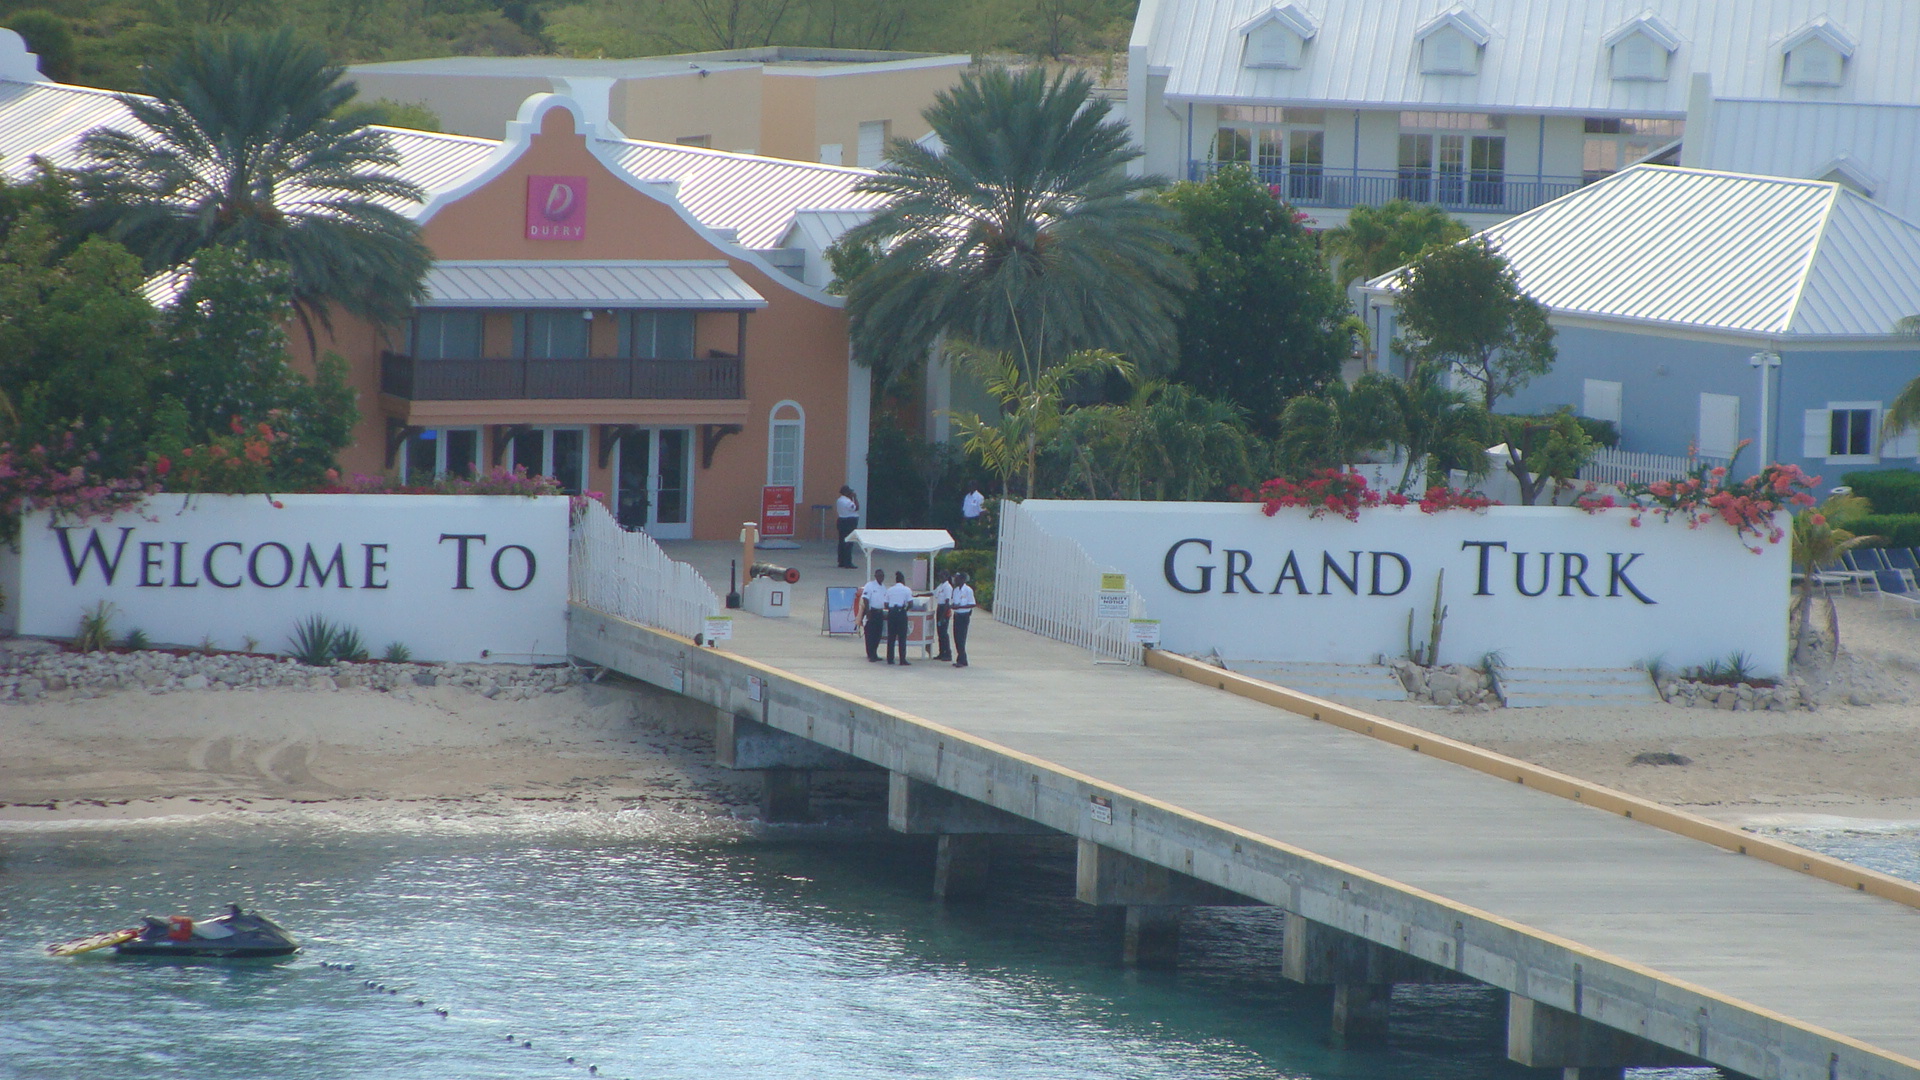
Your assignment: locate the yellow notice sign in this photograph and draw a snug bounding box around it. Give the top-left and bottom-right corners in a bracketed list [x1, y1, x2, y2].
[1099, 573, 1128, 591]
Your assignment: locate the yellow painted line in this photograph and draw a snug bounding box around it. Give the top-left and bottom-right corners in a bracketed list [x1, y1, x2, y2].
[1143, 648, 1920, 912]
[574, 604, 1920, 1073]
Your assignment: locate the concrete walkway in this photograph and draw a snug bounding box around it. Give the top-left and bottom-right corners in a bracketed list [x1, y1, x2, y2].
[662, 539, 1920, 1072]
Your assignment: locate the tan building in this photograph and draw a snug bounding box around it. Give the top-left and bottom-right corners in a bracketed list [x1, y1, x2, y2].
[346, 48, 970, 166]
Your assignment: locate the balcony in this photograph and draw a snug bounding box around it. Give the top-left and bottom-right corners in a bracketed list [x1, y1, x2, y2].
[381, 352, 743, 401]
[1186, 162, 1586, 216]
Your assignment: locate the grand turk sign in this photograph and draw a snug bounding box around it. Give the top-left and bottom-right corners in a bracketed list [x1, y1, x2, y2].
[1017, 501, 1789, 673]
[1, 494, 570, 663]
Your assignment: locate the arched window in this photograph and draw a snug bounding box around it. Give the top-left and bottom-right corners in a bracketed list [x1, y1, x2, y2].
[767, 400, 805, 499]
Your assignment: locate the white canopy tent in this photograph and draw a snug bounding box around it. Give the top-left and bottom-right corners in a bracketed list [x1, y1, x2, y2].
[848, 529, 955, 586]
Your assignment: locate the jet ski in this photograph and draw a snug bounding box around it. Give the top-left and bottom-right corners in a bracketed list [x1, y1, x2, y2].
[47, 905, 298, 958]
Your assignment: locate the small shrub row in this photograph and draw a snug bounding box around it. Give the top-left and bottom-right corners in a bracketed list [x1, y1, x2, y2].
[1842, 514, 1920, 549]
[1842, 470, 1920, 516]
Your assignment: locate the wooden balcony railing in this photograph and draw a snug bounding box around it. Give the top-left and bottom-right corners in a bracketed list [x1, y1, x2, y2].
[381, 352, 743, 401]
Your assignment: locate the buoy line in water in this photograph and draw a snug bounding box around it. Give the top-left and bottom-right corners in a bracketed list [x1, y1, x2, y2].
[315, 957, 625, 1078]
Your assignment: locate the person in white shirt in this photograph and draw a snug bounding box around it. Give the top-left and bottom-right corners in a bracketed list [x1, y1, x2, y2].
[930, 571, 954, 662]
[961, 488, 985, 521]
[860, 570, 887, 662]
[884, 572, 915, 665]
[949, 572, 976, 668]
[834, 485, 860, 568]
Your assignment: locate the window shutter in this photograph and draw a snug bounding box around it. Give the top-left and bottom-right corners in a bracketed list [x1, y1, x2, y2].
[1802, 409, 1832, 458]
[1581, 379, 1622, 425]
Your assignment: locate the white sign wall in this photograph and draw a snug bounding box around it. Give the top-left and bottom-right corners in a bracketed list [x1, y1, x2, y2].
[1017, 500, 1790, 674]
[2, 494, 570, 663]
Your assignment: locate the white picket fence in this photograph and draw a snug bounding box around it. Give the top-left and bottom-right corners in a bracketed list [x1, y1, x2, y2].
[569, 500, 719, 639]
[1579, 447, 1732, 486]
[994, 500, 1147, 663]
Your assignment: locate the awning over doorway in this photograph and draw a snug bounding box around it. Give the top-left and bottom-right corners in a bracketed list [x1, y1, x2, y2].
[422, 260, 767, 309]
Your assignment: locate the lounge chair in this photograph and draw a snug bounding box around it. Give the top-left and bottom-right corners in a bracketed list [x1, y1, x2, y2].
[1874, 570, 1920, 617]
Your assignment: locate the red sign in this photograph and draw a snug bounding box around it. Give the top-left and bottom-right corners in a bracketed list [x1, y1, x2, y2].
[526, 175, 586, 240]
[760, 486, 796, 539]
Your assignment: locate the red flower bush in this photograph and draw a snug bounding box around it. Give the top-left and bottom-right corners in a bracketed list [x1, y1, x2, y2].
[1239, 469, 1493, 520]
[1618, 459, 1818, 552]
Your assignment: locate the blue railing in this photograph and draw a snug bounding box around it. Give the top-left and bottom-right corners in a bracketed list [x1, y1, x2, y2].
[1187, 161, 1586, 215]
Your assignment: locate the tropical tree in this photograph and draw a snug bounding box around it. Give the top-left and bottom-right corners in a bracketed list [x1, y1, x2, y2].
[1374, 365, 1492, 493]
[1051, 381, 1257, 500]
[71, 27, 431, 339]
[1274, 373, 1396, 474]
[1157, 164, 1350, 433]
[840, 66, 1190, 393]
[949, 347, 1133, 498]
[1321, 199, 1468, 289]
[1494, 410, 1595, 505]
[1791, 493, 1879, 662]
[1393, 237, 1556, 410]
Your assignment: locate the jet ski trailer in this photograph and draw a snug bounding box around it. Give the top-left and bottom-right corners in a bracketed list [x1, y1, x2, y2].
[47, 905, 298, 958]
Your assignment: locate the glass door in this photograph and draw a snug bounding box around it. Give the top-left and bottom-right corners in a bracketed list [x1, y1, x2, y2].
[614, 428, 694, 539]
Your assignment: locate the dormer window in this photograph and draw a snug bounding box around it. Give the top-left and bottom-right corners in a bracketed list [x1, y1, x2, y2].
[1782, 18, 1855, 87]
[1238, 4, 1318, 70]
[1415, 8, 1493, 76]
[1603, 13, 1681, 81]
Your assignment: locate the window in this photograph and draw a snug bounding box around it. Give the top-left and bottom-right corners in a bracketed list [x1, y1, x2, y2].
[767, 400, 804, 499]
[857, 121, 890, 168]
[1213, 107, 1324, 198]
[520, 311, 590, 359]
[1611, 32, 1668, 80]
[620, 311, 696, 359]
[509, 427, 587, 494]
[1420, 26, 1478, 75]
[1581, 379, 1622, 427]
[1785, 41, 1845, 87]
[412, 311, 482, 359]
[1804, 403, 1882, 463]
[1244, 21, 1305, 68]
[400, 428, 479, 484]
[1398, 124, 1505, 207]
[1582, 117, 1684, 182]
[1697, 393, 1741, 459]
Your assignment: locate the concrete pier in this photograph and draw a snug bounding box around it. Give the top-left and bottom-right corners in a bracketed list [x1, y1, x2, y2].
[933, 834, 992, 900]
[572, 552, 1920, 1080]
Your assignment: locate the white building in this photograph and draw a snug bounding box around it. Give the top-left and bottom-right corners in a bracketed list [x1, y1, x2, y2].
[1126, 0, 1920, 228]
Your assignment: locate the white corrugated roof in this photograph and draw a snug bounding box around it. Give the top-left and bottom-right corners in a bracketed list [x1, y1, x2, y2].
[0, 78, 132, 177]
[782, 207, 876, 251]
[1702, 98, 1920, 224]
[1150, 0, 1920, 111]
[424, 260, 765, 308]
[1367, 164, 1920, 340]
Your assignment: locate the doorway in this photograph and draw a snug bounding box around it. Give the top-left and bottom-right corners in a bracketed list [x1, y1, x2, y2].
[614, 428, 694, 539]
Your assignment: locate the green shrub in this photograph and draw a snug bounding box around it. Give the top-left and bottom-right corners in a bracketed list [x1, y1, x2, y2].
[288, 615, 368, 665]
[1848, 514, 1920, 549]
[942, 548, 996, 612]
[1505, 412, 1619, 449]
[74, 602, 114, 652]
[122, 628, 150, 651]
[382, 641, 412, 663]
[1842, 470, 1920, 515]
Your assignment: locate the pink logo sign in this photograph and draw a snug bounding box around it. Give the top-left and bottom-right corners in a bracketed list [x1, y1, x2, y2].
[526, 176, 586, 240]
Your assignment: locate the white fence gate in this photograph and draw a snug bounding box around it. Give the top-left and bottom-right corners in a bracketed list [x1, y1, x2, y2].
[1579, 447, 1731, 486]
[569, 501, 719, 639]
[994, 500, 1148, 663]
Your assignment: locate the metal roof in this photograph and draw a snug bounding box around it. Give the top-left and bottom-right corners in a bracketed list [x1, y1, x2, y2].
[1148, 0, 1920, 112]
[423, 260, 765, 309]
[1367, 164, 1920, 340]
[782, 207, 876, 251]
[1701, 97, 1920, 224]
[598, 139, 884, 249]
[0, 78, 131, 177]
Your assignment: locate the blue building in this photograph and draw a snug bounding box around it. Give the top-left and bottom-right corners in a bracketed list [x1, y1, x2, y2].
[1363, 164, 1920, 478]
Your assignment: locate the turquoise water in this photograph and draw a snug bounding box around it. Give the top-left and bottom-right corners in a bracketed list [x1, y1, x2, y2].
[6, 808, 1902, 1080]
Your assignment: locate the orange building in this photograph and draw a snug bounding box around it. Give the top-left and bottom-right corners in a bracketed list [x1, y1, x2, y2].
[293, 94, 881, 540]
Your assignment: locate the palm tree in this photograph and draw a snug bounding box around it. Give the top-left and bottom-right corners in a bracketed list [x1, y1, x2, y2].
[1791, 494, 1879, 662]
[1274, 373, 1396, 474]
[841, 66, 1191, 392]
[1376, 364, 1492, 493]
[1055, 382, 1255, 501]
[949, 346, 1133, 499]
[1321, 199, 1468, 290]
[71, 28, 430, 338]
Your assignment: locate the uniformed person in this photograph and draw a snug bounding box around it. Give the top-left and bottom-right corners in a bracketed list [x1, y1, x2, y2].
[861, 569, 887, 662]
[931, 570, 954, 662]
[950, 572, 976, 668]
[884, 571, 914, 665]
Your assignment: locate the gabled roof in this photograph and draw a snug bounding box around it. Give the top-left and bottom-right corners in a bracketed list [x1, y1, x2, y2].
[1602, 11, 1683, 52]
[1781, 16, 1858, 57]
[1366, 165, 1920, 341]
[1237, 3, 1317, 40]
[1413, 6, 1493, 46]
[1146, 0, 1920, 113]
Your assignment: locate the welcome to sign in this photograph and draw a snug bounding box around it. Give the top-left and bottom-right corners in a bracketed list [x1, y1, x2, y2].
[1015, 500, 1789, 674]
[0, 494, 570, 663]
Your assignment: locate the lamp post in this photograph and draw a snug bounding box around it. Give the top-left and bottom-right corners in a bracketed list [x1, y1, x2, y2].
[1749, 350, 1782, 464]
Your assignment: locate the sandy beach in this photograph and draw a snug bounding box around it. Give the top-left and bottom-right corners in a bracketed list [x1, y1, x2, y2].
[6, 594, 1920, 831]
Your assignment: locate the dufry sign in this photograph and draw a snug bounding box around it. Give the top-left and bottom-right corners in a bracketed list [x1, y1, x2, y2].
[526, 175, 587, 240]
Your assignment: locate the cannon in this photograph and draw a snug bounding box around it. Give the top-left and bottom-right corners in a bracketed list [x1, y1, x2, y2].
[750, 562, 801, 584]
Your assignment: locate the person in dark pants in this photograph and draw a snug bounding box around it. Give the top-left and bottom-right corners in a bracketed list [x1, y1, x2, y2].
[931, 570, 953, 662]
[950, 572, 975, 668]
[884, 571, 913, 665]
[834, 485, 860, 568]
[861, 569, 886, 662]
